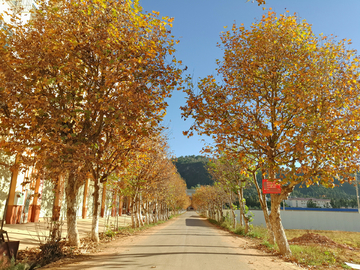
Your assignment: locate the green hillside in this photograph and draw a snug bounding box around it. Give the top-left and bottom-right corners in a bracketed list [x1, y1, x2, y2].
[173, 155, 213, 188]
[174, 156, 358, 204]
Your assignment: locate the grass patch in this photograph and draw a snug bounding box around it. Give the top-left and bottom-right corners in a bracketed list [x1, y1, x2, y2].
[287, 231, 360, 268]
[290, 245, 337, 267]
[247, 226, 267, 239]
[207, 217, 360, 269]
[207, 218, 267, 240]
[261, 240, 275, 249]
[286, 229, 360, 249]
[0, 257, 31, 270]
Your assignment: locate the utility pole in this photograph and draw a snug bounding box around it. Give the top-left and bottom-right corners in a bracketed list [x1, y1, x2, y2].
[356, 172, 360, 214]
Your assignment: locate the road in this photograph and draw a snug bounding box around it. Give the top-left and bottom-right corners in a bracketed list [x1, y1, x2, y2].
[44, 212, 302, 270]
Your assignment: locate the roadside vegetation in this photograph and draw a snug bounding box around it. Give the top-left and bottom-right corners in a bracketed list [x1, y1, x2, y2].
[182, 9, 360, 256]
[207, 217, 360, 269]
[0, 0, 187, 249]
[175, 155, 358, 209]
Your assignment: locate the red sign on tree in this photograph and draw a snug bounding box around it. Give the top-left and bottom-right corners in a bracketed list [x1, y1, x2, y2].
[262, 179, 281, 194]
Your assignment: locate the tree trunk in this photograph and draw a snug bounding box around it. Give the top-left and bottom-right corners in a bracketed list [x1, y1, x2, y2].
[149, 202, 153, 224]
[158, 203, 161, 221]
[238, 189, 244, 226]
[91, 178, 101, 242]
[238, 189, 244, 227]
[160, 203, 163, 221]
[229, 201, 236, 229]
[130, 198, 136, 228]
[217, 203, 223, 222]
[154, 201, 158, 223]
[133, 198, 139, 228]
[252, 171, 275, 245]
[138, 199, 144, 227]
[146, 202, 150, 225]
[219, 201, 224, 222]
[270, 194, 291, 256]
[65, 171, 80, 247]
[238, 188, 249, 234]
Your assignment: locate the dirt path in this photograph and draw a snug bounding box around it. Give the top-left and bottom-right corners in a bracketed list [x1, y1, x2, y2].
[42, 212, 304, 270]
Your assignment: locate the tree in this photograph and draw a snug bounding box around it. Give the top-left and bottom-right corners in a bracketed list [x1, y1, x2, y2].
[192, 185, 226, 222]
[247, 0, 266, 6]
[208, 155, 252, 232]
[114, 136, 188, 228]
[182, 11, 360, 255]
[0, 0, 181, 246]
[306, 199, 318, 208]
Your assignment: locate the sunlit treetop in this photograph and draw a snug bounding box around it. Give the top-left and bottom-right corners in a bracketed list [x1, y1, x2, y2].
[0, 0, 182, 177]
[182, 10, 360, 187]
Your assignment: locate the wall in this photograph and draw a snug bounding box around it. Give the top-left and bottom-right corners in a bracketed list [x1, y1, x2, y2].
[225, 209, 360, 232]
[39, 180, 55, 218]
[86, 182, 95, 218]
[0, 152, 14, 219]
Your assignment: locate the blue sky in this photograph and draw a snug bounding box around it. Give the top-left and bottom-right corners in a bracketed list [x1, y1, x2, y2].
[139, 0, 360, 158]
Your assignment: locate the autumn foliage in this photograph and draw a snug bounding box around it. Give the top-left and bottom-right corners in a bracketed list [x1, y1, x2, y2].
[110, 137, 190, 228]
[0, 0, 184, 246]
[182, 11, 360, 255]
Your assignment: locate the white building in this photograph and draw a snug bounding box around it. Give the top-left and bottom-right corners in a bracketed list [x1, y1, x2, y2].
[285, 197, 331, 208]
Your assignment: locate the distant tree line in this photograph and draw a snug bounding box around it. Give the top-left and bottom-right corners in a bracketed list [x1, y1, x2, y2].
[330, 198, 358, 208]
[174, 156, 358, 204]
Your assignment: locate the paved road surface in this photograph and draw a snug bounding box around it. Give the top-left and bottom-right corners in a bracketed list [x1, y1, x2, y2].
[45, 212, 300, 270]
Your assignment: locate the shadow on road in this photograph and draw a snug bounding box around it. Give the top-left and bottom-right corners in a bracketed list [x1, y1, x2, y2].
[51, 251, 276, 269]
[149, 233, 231, 237]
[126, 244, 236, 249]
[185, 218, 208, 227]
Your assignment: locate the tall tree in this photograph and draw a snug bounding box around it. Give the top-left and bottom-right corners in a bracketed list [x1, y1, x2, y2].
[208, 155, 251, 232]
[182, 11, 360, 255]
[0, 0, 181, 246]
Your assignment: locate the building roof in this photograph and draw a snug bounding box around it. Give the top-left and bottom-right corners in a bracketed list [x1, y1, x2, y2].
[287, 197, 330, 202]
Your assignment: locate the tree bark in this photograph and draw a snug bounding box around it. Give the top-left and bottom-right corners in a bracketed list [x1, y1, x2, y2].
[229, 200, 236, 229]
[238, 188, 249, 234]
[238, 188, 244, 227]
[138, 199, 144, 227]
[52, 175, 63, 222]
[133, 198, 139, 228]
[130, 198, 135, 228]
[65, 171, 80, 247]
[91, 178, 101, 242]
[217, 203, 223, 222]
[146, 201, 150, 224]
[270, 193, 291, 256]
[252, 171, 275, 245]
[154, 200, 158, 223]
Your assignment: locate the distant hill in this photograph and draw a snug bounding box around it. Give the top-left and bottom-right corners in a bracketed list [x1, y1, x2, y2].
[173, 155, 213, 188]
[174, 155, 358, 201]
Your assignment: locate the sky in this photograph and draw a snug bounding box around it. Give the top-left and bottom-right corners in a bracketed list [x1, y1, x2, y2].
[139, 0, 360, 158]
